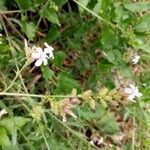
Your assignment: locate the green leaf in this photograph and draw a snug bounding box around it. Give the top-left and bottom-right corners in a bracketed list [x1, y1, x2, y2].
[124, 2, 150, 13]
[101, 27, 119, 49]
[135, 14, 150, 32]
[101, 0, 111, 13]
[21, 22, 36, 40]
[78, 0, 90, 13]
[97, 113, 119, 134]
[33, 0, 43, 5]
[1, 117, 31, 133]
[0, 0, 7, 10]
[40, 4, 60, 25]
[54, 0, 67, 7]
[106, 49, 122, 65]
[15, 0, 32, 10]
[47, 25, 60, 43]
[0, 127, 11, 147]
[41, 66, 54, 81]
[79, 104, 119, 134]
[53, 51, 67, 67]
[118, 64, 132, 78]
[93, 0, 102, 14]
[56, 72, 81, 94]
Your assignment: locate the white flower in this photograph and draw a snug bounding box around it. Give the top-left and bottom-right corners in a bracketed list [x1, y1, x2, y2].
[31, 42, 54, 67]
[0, 109, 8, 117]
[131, 54, 140, 64]
[124, 84, 142, 102]
[32, 47, 48, 66]
[44, 42, 54, 59]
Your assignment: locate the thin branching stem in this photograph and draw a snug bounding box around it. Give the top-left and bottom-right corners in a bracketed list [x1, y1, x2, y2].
[0, 92, 82, 98]
[0, 10, 21, 14]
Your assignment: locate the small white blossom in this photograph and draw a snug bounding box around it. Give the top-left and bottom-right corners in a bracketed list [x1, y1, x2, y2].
[31, 42, 54, 67]
[124, 84, 142, 102]
[32, 47, 49, 66]
[0, 109, 8, 117]
[131, 54, 140, 64]
[44, 42, 54, 59]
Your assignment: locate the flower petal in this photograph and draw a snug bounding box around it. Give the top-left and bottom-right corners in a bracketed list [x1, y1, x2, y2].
[43, 58, 48, 66]
[36, 47, 43, 54]
[44, 42, 54, 50]
[127, 94, 135, 101]
[35, 59, 43, 66]
[32, 52, 41, 59]
[124, 88, 132, 94]
[44, 48, 51, 54]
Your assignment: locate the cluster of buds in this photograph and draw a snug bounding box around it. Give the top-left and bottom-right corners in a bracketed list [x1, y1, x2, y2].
[49, 1, 58, 11]
[97, 84, 142, 106]
[49, 84, 142, 122]
[49, 89, 80, 123]
[59, 98, 79, 122]
[97, 88, 124, 107]
[82, 90, 96, 110]
[30, 105, 44, 121]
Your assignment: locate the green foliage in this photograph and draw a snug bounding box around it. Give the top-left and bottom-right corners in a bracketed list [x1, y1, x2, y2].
[41, 66, 54, 81]
[0, 127, 11, 147]
[53, 51, 67, 67]
[56, 71, 81, 93]
[1, 117, 31, 133]
[124, 2, 150, 13]
[0, 0, 149, 149]
[21, 21, 36, 40]
[40, 1, 60, 25]
[135, 14, 150, 32]
[15, 0, 32, 10]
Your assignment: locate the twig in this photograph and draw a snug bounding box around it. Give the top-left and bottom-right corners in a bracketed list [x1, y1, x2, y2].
[2, 15, 24, 39]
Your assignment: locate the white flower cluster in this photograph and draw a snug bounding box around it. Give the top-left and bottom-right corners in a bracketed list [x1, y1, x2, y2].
[124, 84, 142, 102]
[32, 42, 54, 67]
[24, 39, 54, 67]
[131, 54, 140, 64]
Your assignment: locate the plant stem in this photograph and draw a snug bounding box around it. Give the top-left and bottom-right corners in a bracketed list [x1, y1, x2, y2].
[0, 10, 21, 14]
[5, 62, 29, 92]
[0, 92, 82, 98]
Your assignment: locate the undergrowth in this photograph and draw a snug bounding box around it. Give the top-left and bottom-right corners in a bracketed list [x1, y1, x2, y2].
[0, 0, 150, 149]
